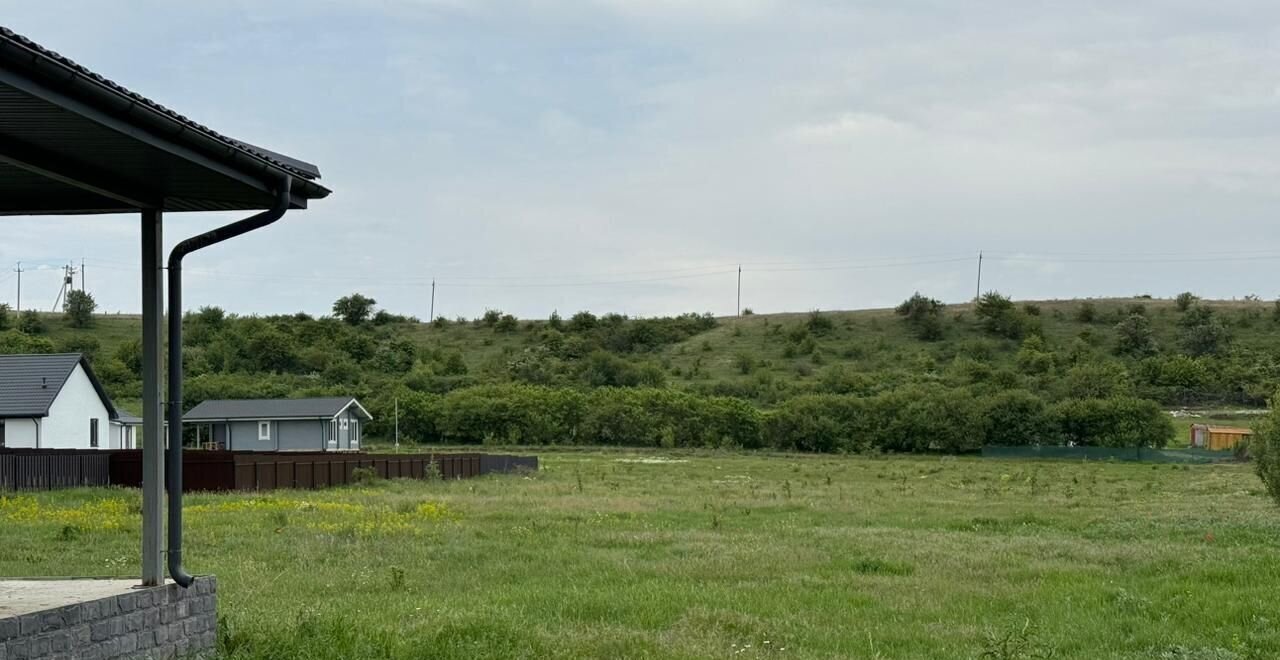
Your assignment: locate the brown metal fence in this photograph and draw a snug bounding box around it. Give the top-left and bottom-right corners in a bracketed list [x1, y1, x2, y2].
[1, 449, 537, 492]
[0, 449, 114, 491]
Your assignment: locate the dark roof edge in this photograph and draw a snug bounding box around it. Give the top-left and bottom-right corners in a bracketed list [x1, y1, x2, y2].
[0, 26, 330, 199]
[40, 353, 118, 420]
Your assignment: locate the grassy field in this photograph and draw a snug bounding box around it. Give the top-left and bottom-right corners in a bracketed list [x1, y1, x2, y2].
[3, 449, 1279, 659]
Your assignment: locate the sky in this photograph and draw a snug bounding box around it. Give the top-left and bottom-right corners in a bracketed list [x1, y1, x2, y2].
[4, 1, 1280, 320]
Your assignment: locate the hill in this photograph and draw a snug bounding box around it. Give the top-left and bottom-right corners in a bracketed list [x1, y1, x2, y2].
[1, 293, 1276, 447]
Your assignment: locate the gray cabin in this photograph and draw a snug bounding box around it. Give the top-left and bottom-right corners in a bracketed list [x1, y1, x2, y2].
[183, 397, 371, 452]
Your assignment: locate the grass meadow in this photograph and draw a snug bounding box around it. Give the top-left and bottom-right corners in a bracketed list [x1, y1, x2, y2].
[2, 449, 1279, 659]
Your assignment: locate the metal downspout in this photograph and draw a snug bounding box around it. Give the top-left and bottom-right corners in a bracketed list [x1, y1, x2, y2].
[166, 178, 291, 587]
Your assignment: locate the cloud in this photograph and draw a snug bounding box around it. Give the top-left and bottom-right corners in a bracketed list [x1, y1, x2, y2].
[5, 1, 1280, 317]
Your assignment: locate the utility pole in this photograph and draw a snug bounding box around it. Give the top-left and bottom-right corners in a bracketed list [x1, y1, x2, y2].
[736, 265, 742, 317]
[53, 262, 77, 311]
[80, 258, 85, 292]
[394, 397, 400, 452]
[429, 279, 436, 321]
[12, 262, 21, 312]
[975, 251, 983, 301]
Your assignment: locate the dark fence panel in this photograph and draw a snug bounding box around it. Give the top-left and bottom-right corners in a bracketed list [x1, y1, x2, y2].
[0, 449, 113, 491]
[100, 450, 537, 492]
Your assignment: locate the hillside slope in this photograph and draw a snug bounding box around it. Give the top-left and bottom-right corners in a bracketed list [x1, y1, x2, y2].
[2, 295, 1277, 441]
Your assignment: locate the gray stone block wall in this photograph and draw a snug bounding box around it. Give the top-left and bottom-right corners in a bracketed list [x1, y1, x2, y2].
[0, 577, 217, 660]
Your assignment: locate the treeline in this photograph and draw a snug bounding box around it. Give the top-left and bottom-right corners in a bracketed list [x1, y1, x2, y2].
[376, 384, 1173, 453]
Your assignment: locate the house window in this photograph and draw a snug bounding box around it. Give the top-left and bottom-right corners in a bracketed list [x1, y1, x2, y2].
[89, 418, 99, 448]
[258, 421, 271, 442]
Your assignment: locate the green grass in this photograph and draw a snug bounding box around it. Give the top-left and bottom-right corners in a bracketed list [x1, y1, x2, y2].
[3, 449, 1279, 658]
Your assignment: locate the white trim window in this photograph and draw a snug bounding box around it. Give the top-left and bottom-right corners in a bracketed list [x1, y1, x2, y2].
[258, 421, 271, 442]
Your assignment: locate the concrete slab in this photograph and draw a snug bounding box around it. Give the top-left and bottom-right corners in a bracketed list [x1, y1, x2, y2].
[0, 578, 144, 617]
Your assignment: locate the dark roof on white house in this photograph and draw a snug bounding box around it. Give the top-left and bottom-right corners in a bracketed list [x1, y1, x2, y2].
[0, 353, 117, 418]
[184, 397, 370, 422]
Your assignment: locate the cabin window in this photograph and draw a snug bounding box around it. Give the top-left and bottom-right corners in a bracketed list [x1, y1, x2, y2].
[258, 421, 271, 442]
[89, 418, 99, 448]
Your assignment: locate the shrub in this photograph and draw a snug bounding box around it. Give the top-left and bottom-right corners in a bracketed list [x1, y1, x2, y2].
[0, 329, 55, 354]
[1114, 314, 1158, 357]
[1015, 336, 1054, 375]
[1175, 292, 1198, 312]
[57, 336, 101, 362]
[763, 395, 869, 453]
[981, 390, 1055, 445]
[0, 303, 10, 330]
[895, 293, 945, 341]
[494, 314, 519, 333]
[805, 311, 835, 335]
[17, 310, 44, 334]
[1061, 362, 1132, 399]
[975, 292, 1028, 339]
[1076, 302, 1098, 323]
[1178, 305, 1230, 357]
[1051, 397, 1172, 448]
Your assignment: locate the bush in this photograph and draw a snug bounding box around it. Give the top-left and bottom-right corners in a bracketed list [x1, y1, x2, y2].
[805, 311, 835, 336]
[57, 336, 101, 362]
[1051, 397, 1172, 448]
[0, 329, 55, 354]
[895, 293, 945, 341]
[975, 292, 1029, 339]
[1114, 314, 1158, 357]
[1076, 302, 1097, 323]
[1178, 305, 1230, 357]
[0, 303, 9, 330]
[17, 310, 44, 334]
[494, 314, 519, 333]
[763, 395, 868, 453]
[1175, 292, 1198, 312]
[64, 290, 96, 328]
[981, 390, 1055, 445]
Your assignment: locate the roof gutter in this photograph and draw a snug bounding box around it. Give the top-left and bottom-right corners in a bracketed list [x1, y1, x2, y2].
[166, 176, 291, 588]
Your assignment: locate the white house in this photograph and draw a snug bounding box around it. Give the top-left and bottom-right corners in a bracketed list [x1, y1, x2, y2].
[0, 353, 138, 449]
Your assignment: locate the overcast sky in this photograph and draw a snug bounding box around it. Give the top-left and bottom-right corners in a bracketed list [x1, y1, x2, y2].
[4, 1, 1280, 319]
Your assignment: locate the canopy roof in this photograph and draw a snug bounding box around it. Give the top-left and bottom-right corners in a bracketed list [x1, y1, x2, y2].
[0, 26, 330, 214]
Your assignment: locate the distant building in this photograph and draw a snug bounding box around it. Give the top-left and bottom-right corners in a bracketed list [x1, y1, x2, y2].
[1190, 424, 1252, 451]
[183, 397, 371, 452]
[0, 353, 139, 449]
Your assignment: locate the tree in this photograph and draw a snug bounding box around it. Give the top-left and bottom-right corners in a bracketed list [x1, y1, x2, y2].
[64, 290, 97, 328]
[1253, 395, 1280, 506]
[0, 303, 8, 330]
[1114, 314, 1157, 357]
[332, 293, 377, 325]
[1178, 305, 1230, 357]
[895, 293, 945, 341]
[1175, 291, 1198, 312]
